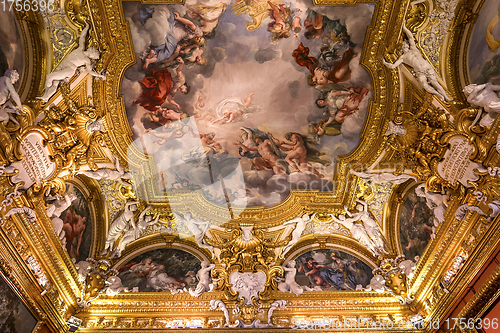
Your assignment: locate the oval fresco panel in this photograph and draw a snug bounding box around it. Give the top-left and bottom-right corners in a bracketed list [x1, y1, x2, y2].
[118, 248, 201, 293]
[293, 249, 372, 291]
[468, 0, 500, 84]
[122, 1, 375, 207]
[399, 187, 434, 259]
[45, 183, 92, 262]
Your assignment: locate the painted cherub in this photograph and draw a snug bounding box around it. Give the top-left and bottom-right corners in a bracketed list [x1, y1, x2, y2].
[267, 1, 301, 43]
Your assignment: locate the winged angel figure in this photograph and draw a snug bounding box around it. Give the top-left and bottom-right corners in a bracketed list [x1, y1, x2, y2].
[232, 0, 301, 42]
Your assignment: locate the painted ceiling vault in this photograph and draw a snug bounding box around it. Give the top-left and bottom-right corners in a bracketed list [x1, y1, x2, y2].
[0, 0, 499, 331]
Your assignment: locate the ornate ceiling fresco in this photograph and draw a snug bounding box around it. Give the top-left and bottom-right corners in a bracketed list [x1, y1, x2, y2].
[0, 0, 499, 331]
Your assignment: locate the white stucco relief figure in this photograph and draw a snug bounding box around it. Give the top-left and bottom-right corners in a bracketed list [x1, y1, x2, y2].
[0, 69, 23, 127]
[46, 193, 77, 243]
[189, 261, 216, 297]
[281, 213, 315, 256]
[463, 83, 500, 127]
[38, 22, 106, 103]
[173, 212, 214, 256]
[77, 155, 131, 187]
[331, 210, 380, 256]
[277, 260, 320, 296]
[101, 200, 139, 255]
[415, 184, 448, 238]
[350, 169, 417, 185]
[210, 300, 230, 327]
[381, 23, 452, 102]
[346, 199, 388, 254]
[111, 206, 159, 258]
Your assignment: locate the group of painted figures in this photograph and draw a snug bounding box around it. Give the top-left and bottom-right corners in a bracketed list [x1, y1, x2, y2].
[128, 1, 373, 184]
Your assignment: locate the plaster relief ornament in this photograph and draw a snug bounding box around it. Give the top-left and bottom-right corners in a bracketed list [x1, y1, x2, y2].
[76, 154, 132, 187]
[101, 200, 139, 255]
[281, 213, 315, 256]
[350, 169, 417, 185]
[463, 83, 500, 127]
[188, 261, 216, 297]
[75, 259, 119, 307]
[331, 210, 380, 256]
[381, 23, 452, 102]
[385, 120, 407, 136]
[110, 205, 159, 259]
[230, 271, 266, 305]
[415, 184, 448, 234]
[277, 260, 320, 295]
[364, 255, 417, 304]
[38, 101, 107, 171]
[364, 274, 387, 293]
[1, 206, 37, 223]
[173, 212, 214, 256]
[45, 193, 77, 243]
[38, 22, 106, 103]
[209, 300, 230, 327]
[74, 259, 93, 282]
[268, 300, 287, 325]
[346, 199, 388, 255]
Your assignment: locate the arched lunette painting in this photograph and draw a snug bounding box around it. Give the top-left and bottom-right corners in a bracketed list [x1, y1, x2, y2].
[292, 249, 373, 291]
[118, 248, 202, 293]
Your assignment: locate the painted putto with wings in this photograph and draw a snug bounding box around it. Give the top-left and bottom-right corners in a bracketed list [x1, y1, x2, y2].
[232, 0, 301, 42]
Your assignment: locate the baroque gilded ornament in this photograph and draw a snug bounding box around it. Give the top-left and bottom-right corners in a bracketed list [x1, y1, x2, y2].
[1, 0, 500, 331]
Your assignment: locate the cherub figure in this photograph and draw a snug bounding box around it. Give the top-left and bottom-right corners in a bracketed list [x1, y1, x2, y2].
[316, 87, 370, 124]
[281, 213, 315, 256]
[0, 69, 23, 127]
[76, 154, 131, 187]
[277, 260, 309, 296]
[188, 261, 216, 297]
[38, 22, 106, 103]
[269, 132, 326, 178]
[381, 23, 451, 102]
[212, 93, 255, 125]
[267, 1, 301, 43]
